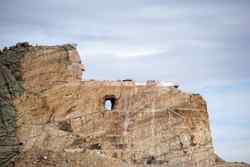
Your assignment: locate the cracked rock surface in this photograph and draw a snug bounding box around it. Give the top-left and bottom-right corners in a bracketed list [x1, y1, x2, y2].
[0, 43, 249, 167]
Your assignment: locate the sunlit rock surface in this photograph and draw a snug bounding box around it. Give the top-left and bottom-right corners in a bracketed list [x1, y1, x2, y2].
[0, 43, 249, 167]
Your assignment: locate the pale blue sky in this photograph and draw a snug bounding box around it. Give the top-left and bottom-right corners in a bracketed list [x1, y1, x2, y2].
[1, 0, 250, 163]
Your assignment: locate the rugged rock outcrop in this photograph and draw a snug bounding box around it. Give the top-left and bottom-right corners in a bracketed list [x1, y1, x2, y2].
[0, 43, 27, 166]
[0, 43, 249, 167]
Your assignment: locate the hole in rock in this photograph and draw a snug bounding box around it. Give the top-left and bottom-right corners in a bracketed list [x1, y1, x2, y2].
[103, 95, 117, 111]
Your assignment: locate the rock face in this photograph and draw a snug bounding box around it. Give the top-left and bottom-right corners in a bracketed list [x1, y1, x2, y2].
[0, 44, 26, 166]
[0, 43, 249, 167]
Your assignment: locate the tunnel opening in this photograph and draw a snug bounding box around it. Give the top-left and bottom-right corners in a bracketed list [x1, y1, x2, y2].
[103, 95, 117, 111]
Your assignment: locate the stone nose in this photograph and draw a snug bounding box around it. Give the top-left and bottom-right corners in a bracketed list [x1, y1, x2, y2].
[79, 64, 85, 71]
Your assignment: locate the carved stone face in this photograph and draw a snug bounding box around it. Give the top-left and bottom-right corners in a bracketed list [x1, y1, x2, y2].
[68, 50, 85, 79]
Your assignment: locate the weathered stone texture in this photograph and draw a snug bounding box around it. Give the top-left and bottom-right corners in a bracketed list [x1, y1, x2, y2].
[0, 43, 249, 167]
[0, 58, 23, 166]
